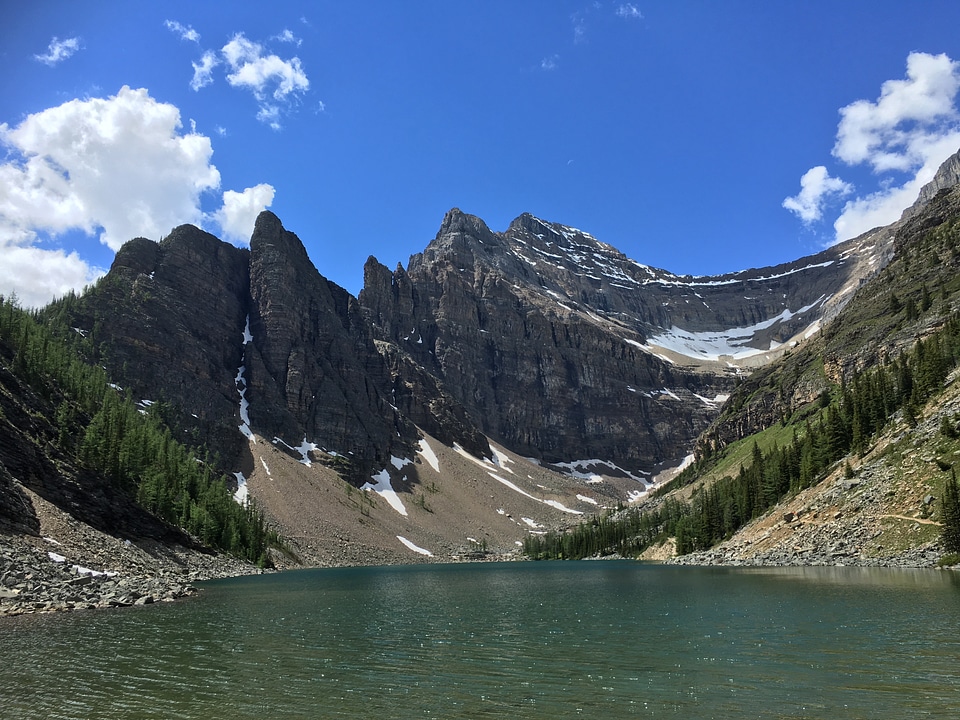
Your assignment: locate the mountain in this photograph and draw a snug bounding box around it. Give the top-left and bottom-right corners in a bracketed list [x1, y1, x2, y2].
[5, 148, 960, 582]
[667, 177, 960, 567]
[526, 154, 960, 566]
[55, 214, 487, 486]
[361, 207, 888, 477]
[55, 200, 889, 495]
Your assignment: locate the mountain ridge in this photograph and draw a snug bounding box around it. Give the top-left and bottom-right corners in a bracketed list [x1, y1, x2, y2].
[4, 147, 960, 596]
[361, 202, 893, 474]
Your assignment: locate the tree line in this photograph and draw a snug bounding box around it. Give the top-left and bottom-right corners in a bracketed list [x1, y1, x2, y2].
[524, 313, 960, 560]
[1, 294, 276, 565]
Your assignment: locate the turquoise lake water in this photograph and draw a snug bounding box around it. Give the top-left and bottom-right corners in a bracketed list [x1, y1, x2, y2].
[2, 562, 960, 718]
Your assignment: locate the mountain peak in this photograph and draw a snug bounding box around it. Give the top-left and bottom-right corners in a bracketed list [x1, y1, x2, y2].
[903, 146, 960, 219]
[251, 210, 291, 246]
[438, 207, 491, 237]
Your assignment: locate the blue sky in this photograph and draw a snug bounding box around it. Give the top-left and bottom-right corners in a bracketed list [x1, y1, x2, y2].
[3, 1, 960, 307]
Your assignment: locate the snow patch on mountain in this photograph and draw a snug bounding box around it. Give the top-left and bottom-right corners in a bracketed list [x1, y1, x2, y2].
[233, 472, 248, 505]
[418, 437, 440, 472]
[646, 296, 827, 361]
[397, 536, 432, 556]
[362, 466, 409, 517]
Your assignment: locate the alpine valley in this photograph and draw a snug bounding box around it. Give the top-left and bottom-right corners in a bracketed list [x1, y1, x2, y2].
[3, 149, 960, 615]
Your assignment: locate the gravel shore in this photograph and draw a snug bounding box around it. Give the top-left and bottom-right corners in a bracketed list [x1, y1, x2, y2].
[1, 486, 262, 618]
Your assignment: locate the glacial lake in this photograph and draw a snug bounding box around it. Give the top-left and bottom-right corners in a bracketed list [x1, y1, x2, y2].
[2, 562, 960, 718]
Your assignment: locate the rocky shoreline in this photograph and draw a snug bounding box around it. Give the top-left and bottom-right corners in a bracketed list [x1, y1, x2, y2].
[668, 538, 943, 568]
[0, 532, 262, 617]
[0, 484, 263, 619]
[665, 466, 947, 569]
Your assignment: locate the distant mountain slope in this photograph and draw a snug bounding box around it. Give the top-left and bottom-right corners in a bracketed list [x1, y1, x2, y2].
[15, 146, 959, 571]
[699, 181, 960, 456]
[525, 152, 960, 566]
[361, 206, 890, 475]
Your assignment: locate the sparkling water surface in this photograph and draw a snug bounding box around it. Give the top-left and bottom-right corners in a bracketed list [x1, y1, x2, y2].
[2, 562, 959, 718]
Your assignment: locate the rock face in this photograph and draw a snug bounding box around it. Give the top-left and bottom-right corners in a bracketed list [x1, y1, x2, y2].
[63, 196, 895, 483]
[64, 212, 487, 483]
[360, 208, 890, 473]
[243, 212, 422, 477]
[904, 148, 960, 217]
[65, 225, 251, 465]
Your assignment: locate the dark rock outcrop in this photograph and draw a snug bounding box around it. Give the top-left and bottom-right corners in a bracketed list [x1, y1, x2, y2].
[243, 211, 422, 478]
[65, 225, 251, 464]
[360, 208, 890, 472]
[60, 212, 489, 484]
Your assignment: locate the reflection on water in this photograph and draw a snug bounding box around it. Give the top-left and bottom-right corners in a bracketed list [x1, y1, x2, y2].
[2, 562, 959, 718]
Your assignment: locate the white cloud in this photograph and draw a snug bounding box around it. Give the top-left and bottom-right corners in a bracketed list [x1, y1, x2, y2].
[34, 37, 81, 66]
[221, 33, 309, 127]
[616, 4, 643, 20]
[256, 104, 281, 130]
[571, 12, 587, 44]
[0, 245, 104, 309]
[0, 87, 224, 305]
[834, 130, 960, 239]
[164, 20, 200, 43]
[191, 50, 219, 91]
[833, 52, 960, 172]
[0, 86, 221, 251]
[213, 184, 276, 243]
[786, 52, 960, 242]
[541, 54, 559, 71]
[0, 87, 279, 307]
[274, 29, 302, 47]
[782, 166, 852, 223]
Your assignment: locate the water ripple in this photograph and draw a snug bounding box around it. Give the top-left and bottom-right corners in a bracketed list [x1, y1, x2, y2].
[2, 563, 959, 718]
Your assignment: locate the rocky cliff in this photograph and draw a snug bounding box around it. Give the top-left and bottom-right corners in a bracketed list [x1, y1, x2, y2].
[904, 148, 960, 217]
[9, 148, 960, 583]
[60, 225, 251, 466]
[360, 207, 890, 476]
[59, 212, 486, 484]
[59, 198, 896, 487]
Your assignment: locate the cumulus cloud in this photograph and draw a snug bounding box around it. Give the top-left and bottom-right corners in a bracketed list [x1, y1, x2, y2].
[0, 246, 104, 309]
[221, 32, 309, 127]
[834, 131, 960, 238]
[0, 86, 221, 252]
[616, 4, 643, 20]
[191, 50, 219, 91]
[34, 36, 81, 66]
[164, 20, 200, 43]
[212, 184, 276, 243]
[171, 29, 312, 127]
[782, 166, 852, 223]
[785, 52, 960, 242]
[833, 52, 960, 171]
[541, 54, 559, 71]
[0, 87, 255, 306]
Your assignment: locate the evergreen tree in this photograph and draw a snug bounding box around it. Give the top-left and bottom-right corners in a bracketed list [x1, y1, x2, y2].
[942, 469, 960, 554]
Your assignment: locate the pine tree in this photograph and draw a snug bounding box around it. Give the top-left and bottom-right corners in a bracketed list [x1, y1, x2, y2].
[941, 469, 960, 554]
